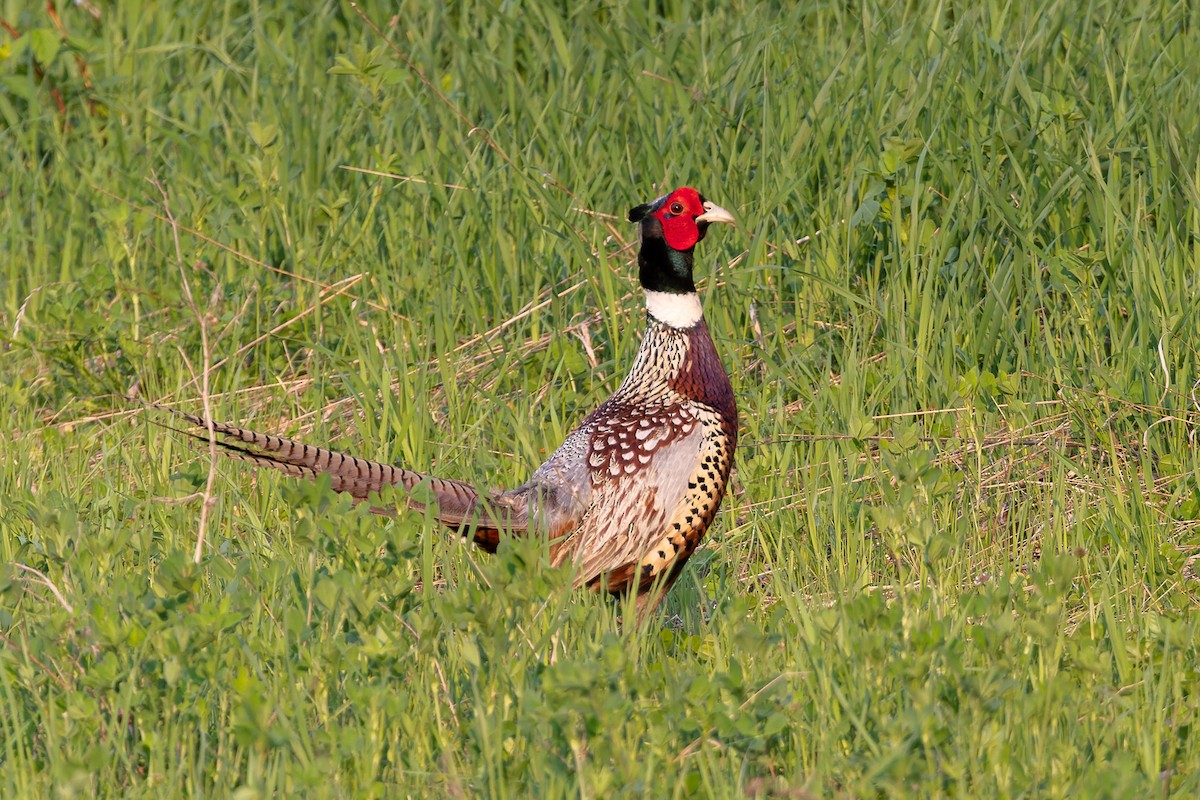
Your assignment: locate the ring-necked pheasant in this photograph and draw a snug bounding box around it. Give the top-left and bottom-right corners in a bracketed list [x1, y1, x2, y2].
[157, 187, 737, 619]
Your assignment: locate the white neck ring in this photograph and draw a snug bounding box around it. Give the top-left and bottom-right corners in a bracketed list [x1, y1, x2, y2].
[645, 291, 702, 328]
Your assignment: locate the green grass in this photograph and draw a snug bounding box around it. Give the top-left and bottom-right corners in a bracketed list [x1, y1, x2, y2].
[3, 0, 1200, 796]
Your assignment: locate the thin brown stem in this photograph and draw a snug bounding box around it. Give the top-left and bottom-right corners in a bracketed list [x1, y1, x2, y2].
[150, 172, 218, 563]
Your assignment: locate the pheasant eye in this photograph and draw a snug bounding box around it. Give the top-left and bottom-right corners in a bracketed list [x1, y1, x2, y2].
[668, 202, 685, 215]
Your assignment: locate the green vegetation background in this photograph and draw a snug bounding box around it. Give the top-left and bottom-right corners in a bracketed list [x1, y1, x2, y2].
[2, 0, 1198, 796]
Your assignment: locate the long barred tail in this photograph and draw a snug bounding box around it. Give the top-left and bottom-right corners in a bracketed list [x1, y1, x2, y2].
[147, 403, 523, 547]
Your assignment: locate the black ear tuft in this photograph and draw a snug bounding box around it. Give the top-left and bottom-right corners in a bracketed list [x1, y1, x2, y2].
[628, 203, 652, 223]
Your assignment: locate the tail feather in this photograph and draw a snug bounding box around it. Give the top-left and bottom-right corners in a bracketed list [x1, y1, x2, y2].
[148, 403, 525, 547]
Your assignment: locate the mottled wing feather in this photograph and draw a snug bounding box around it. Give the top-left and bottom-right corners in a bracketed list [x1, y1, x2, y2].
[568, 418, 704, 588]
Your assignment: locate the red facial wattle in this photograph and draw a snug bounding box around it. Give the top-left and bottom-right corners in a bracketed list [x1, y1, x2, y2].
[654, 187, 705, 251]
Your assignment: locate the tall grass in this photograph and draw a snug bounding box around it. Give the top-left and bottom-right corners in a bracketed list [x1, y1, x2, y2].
[2, 0, 1198, 796]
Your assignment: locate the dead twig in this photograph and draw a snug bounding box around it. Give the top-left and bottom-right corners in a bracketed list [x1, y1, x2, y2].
[13, 562, 74, 614]
[149, 172, 218, 564]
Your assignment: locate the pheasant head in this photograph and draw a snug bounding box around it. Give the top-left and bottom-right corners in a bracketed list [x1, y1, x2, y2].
[627, 186, 735, 327]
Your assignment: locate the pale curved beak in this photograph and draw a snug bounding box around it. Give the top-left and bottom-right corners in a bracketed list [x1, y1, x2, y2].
[697, 201, 735, 226]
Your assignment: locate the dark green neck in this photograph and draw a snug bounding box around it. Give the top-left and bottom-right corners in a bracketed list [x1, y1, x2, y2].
[638, 229, 696, 294]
